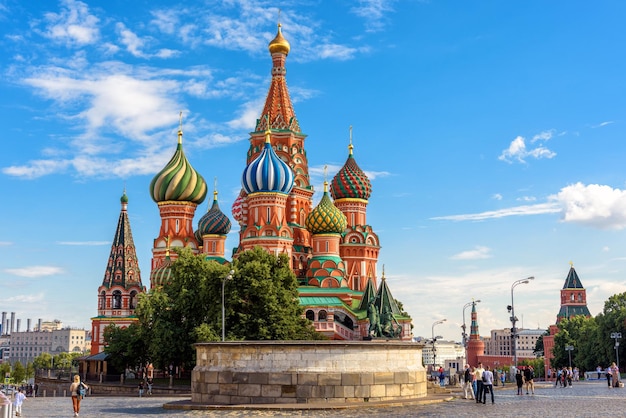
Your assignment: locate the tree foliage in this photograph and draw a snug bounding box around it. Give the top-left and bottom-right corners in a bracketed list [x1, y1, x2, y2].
[549, 292, 626, 372]
[107, 247, 322, 372]
[33, 353, 53, 370]
[103, 323, 149, 373]
[11, 362, 25, 384]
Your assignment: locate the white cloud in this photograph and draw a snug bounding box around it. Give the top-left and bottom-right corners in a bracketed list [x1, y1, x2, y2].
[2, 160, 71, 179]
[451, 246, 492, 260]
[592, 121, 614, 128]
[351, 0, 396, 32]
[498, 135, 556, 163]
[517, 196, 537, 202]
[431, 203, 561, 221]
[4, 266, 65, 278]
[42, 0, 100, 46]
[433, 182, 626, 230]
[531, 129, 555, 143]
[5, 293, 46, 303]
[492, 194, 503, 201]
[150, 10, 179, 35]
[550, 182, 626, 230]
[116, 22, 146, 57]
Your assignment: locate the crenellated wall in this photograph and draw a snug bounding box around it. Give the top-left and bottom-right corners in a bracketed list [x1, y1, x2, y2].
[192, 341, 426, 405]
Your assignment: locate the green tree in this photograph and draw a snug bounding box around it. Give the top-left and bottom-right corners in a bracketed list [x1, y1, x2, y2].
[12, 362, 25, 384]
[0, 363, 10, 380]
[228, 247, 322, 340]
[33, 353, 53, 370]
[533, 330, 548, 357]
[53, 352, 74, 370]
[135, 247, 323, 371]
[103, 323, 148, 373]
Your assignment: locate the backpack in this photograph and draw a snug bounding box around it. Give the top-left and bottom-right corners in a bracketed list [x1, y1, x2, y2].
[78, 382, 87, 397]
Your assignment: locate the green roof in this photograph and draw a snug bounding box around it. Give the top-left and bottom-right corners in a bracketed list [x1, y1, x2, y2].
[300, 296, 346, 307]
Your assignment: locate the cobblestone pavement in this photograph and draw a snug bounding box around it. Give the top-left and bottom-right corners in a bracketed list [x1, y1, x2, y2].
[8, 380, 626, 417]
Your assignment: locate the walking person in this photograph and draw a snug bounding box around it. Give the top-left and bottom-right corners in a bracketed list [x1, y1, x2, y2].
[462, 364, 474, 400]
[606, 365, 613, 388]
[515, 369, 524, 395]
[524, 366, 535, 395]
[69, 374, 88, 417]
[13, 388, 26, 417]
[610, 362, 619, 388]
[138, 381, 144, 397]
[147, 378, 153, 395]
[500, 369, 506, 386]
[554, 367, 562, 387]
[474, 362, 485, 404]
[481, 365, 495, 404]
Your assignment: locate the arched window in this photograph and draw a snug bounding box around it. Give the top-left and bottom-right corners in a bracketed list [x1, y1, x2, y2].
[100, 291, 106, 310]
[113, 290, 122, 309]
[129, 291, 137, 309]
[570, 293, 574, 301]
[306, 310, 315, 321]
[577, 293, 582, 301]
[318, 310, 328, 321]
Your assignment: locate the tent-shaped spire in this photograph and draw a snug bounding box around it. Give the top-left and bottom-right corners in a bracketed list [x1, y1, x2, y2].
[358, 277, 377, 311]
[563, 264, 584, 289]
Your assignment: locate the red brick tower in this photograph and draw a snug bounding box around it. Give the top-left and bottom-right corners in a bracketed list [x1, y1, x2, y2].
[238, 23, 313, 272]
[91, 192, 144, 354]
[330, 129, 380, 291]
[466, 301, 485, 367]
[149, 117, 207, 289]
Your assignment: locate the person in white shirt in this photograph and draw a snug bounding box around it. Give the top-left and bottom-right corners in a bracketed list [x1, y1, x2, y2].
[481, 365, 495, 404]
[474, 363, 485, 403]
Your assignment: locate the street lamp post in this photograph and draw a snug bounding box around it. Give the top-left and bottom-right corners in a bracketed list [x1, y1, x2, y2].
[462, 300, 481, 362]
[611, 332, 621, 372]
[565, 345, 574, 368]
[432, 319, 447, 368]
[508, 276, 534, 369]
[221, 269, 235, 342]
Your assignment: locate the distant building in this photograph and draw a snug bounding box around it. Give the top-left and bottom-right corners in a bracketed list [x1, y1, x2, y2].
[8, 328, 89, 365]
[485, 328, 544, 358]
[422, 340, 464, 368]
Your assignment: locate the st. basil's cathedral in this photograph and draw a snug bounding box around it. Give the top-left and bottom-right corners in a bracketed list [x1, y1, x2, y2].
[91, 24, 412, 354]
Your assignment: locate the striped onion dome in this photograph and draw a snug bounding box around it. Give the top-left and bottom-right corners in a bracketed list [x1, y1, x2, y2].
[194, 228, 203, 245]
[149, 127, 207, 204]
[150, 254, 173, 288]
[330, 142, 371, 201]
[306, 182, 347, 234]
[241, 129, 294, 195]
[198, 190, 232, 236]
[231, 191, 244, 224]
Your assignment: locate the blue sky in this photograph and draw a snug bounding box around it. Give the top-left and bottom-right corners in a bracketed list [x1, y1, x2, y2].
[2, 0, 626, 342]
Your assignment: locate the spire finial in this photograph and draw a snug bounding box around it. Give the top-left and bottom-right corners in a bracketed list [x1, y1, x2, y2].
[213, 177, 218, 200]
[382, 264, 386, 280]
[323, 165, 328, 192]
[278, 8, 281, 26]
[569, 260, 573, 267]
[348, 125, 354, 156]
[178, 111, 183, 144]
[264, 114, 271, 143]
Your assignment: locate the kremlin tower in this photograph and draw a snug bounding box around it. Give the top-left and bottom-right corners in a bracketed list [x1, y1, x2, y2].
[466, 301, 485, 368]
[91, 192, 144, 354]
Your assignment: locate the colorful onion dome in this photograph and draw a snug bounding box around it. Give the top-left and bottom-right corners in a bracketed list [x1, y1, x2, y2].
[241, 128, 294, 195]
[194, 228, 203, 245]
[330, 140, 372, 201]
[150, 253, 173, 288]
[269, 23, 290, 55]
[231, 191, 244, 224]
[306, 181, 347, 234]
[198, 189, 232, 236]
[149, 122, 207, 204]
[120, 191, 129, 204]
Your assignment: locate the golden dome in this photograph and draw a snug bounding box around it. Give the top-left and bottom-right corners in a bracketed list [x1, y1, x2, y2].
[268, 23, 290, 55]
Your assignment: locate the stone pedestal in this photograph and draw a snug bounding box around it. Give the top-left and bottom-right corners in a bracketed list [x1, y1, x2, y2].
[192, 341, 426, 405]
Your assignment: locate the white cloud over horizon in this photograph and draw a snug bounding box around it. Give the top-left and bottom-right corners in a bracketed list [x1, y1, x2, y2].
[4, 266, 65, 278]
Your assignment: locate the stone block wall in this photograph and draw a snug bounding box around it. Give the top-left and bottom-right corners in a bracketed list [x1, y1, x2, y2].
[192, 341, 426, 405]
